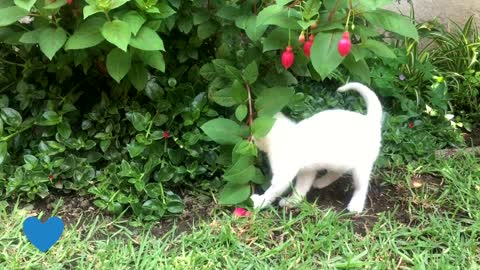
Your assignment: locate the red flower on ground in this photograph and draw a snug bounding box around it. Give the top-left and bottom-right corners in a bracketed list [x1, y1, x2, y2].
[281, 46, 295, 70]
[233, 207, 251, 217]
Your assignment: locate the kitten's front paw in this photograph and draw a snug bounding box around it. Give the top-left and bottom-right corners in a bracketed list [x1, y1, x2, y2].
[278, 196, 302, 208]
[250, 194, 268, 209]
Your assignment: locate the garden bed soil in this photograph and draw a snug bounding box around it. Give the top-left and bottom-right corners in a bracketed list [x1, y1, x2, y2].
[20, 174, 435, 238]
[16, 125, 479, 239]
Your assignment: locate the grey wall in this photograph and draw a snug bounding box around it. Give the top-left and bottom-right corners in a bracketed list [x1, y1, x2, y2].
[386, 0, 480, 26]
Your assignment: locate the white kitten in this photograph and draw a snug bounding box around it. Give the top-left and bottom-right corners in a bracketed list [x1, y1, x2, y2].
[251, 82, 383, 213]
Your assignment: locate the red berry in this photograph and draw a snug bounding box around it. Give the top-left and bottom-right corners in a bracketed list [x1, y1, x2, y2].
[163, 131, 169, 139]
[67, 0, 73, 4]
[298, 32, 305, 44]
[281, 46, 295, 70]
[337, 31, 351, 57]
[408, 122, 414, 129]
[303, 35, 314, 58]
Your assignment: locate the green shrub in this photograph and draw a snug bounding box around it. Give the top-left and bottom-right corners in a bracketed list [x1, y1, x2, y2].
[0, 0, 425, 219]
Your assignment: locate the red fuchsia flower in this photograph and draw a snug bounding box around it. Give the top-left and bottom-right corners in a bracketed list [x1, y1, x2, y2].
[338, 31, 351, 57]
[303, 34, 314, 58]
[281, 46, 295, 70]
[233, 207, 251, 217]
[408, 122, 414, 129]
[163, 131, 169, 139]
[298, 31, 305, 44]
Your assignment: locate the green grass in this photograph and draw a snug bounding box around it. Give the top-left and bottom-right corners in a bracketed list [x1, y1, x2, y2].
[1, 153, 480, 269]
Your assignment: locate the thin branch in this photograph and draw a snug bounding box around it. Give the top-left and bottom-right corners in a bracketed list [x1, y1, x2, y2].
[288, 0, 302, 8]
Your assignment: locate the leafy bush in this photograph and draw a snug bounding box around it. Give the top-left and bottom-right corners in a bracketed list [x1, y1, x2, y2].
[0, 0, 425, 218]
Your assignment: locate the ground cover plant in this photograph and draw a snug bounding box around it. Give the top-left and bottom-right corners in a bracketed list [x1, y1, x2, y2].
[0, 0, 430, 217]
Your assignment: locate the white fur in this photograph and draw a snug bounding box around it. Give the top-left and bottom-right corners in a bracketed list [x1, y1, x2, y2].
[251, 82, 383, 213]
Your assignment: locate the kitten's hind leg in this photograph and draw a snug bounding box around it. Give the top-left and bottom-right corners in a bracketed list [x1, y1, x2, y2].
[312, 170, 343, 189]
[278, 169, 316, 207]
[347, 165, 372, 213]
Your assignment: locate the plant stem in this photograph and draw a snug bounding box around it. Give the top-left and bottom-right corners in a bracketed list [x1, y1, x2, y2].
[0, 58, 25, 67]
[0, 125, 33, 142]
[328, 0, 341, 22]
[104, 11, 111, 22]
[245, 82, 254, 141]
[288, 0, 302, 8]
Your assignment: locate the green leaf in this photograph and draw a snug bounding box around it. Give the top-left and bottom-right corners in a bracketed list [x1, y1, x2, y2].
[199, 63, 215, 81]
[155, 2, 176, 18]
[128, 64, 149, 91]
[218, 182, 251, 205]
[83, 5, 102, 19]
[224, 65, 243, 81]
[362, 39, 396, 58]
[255, 87, 294, 116]
[193, 11, 209, 25]
[256, 4, 283, 26]
[65, 18, 105, 50]
[0, 142, 7, 165]
[233, 140, 257, 159]
[245, 15, 267, 42]
[342, 55, 371, 84]
[1, 108, 22, 128]
[197, 21, 217, 40]
[14, 0, 36, 11]
[262, 28, 290, 52]
[211, 88, 236, 107]
[57, 121, 71, 138]
[251, 116, 275, 138]
[224, 156, 255, 183]
[302, 0, 321, 20]
[121, 11, 146, 35]
[101, 20, 131, 51]
[23, 154, 38, 170]
[200, 118, 245, 145]
[38, 27, 67, 60]
[363, 9, 419, 40]
[19, 28, 44, 44]
[235, 105, 248, 121]
[106, 48, 131, 83]
[138, 50, 165, 72]
[251, 168, 266, 184]
[43, 0, 67, 9]
[36, 111, 61, 126]
[358, 0, 394, 11]
[127, 141, 145, 158]
[243, 61, 258, 84]
[231, 80, 247, 103]
[0, 6, 29, 27]
[126, 112, 147, 131]
[310, 31, 344, 79]
[129, 26, 164, 51]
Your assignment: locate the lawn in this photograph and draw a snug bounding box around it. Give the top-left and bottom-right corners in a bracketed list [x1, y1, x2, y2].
[2, 152, 479, 269]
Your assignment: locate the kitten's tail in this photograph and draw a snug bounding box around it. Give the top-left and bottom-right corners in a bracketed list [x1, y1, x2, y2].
[337, 82, 383, 124]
